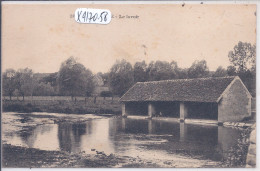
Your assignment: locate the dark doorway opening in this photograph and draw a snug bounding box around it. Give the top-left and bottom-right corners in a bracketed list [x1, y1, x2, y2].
[186, 102, 218, 120]
[153, 102, 180, 118]
[125, 102, 148, 116]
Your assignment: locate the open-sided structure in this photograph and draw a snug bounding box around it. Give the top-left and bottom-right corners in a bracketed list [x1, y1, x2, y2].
[119, 76, 252, 122]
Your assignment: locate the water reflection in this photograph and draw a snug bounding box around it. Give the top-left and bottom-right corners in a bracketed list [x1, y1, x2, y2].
[19, 125, 60, 151]
[6, 117, 242, 162]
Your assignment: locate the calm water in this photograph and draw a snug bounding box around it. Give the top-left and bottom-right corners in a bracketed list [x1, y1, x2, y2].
[3, 113, 244, 163]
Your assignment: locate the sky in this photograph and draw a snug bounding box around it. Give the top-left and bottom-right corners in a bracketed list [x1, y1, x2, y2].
[2, 3, 256, 74]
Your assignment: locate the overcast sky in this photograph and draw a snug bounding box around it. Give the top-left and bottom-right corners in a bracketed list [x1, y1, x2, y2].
[2, 3, 256, 74]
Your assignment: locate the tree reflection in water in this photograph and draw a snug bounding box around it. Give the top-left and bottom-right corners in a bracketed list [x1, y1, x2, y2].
[58, 122, 87, 153]
[12, 117, 244, 164]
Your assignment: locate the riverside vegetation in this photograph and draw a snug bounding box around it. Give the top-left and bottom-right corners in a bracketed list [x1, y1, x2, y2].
[3, 96, 121, 114]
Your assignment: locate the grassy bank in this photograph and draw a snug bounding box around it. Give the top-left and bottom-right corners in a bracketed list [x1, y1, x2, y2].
[3, 144, 170, 168]
[2, 96, 121, 114]
[2, 144, 161, 168]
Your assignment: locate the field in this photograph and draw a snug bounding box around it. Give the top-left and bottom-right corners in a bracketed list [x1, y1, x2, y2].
[2, 96, 121, 114]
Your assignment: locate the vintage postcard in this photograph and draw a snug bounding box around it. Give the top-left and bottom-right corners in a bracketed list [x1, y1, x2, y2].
[1, 1, 257, 169]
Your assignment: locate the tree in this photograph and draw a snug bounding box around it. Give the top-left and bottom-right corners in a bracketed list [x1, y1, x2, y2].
[212, 66, 227, 77]
[133, 61, 147, 82]
[3, 69, 17, 100]
[40, 72, 58, 94]
[228, 42, 256, 96]
[169, 61, 179, 79]
[228, 41, 256, 72]
[57, 57, 94, 100]
[177, 68, 189, 79]
[41, 72, 58, 87]
[16, 68, 37, 101]
[147, 61, 175, 81]
[108, 59, 134, 96]
[188, 60, 209, 78]
[227, 66, 237, 76]
[33, 82, 55, 96]
[100, 91, 113, 100]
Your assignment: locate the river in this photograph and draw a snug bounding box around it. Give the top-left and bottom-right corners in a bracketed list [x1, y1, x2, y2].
[2, 112, 248, 168]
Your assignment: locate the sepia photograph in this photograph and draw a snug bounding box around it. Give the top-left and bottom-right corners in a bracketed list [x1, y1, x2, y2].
[1, 1, 257, 168]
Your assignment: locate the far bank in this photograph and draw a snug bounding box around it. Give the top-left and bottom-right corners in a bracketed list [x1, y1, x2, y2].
[2, 96, 121, 114]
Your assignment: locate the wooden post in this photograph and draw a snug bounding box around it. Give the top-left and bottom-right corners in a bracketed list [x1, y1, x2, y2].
[122, 103, 127, 117]
[180, 102, 188, 121]
[148, 103, 155, 118]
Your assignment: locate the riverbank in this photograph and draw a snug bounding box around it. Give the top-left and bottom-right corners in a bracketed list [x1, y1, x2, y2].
[2, 97, 121, 114]
[2, 143, 227, 168]
[2, 144, 163, 168]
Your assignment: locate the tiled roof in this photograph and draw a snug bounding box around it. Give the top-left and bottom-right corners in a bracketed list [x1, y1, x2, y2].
[120, 76, 236, 103]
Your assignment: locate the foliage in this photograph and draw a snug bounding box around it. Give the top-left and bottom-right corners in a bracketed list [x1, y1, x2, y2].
[227, 66, 237, 76]
[93, 73, 105, 87]
[227, 42, 256, 95]
[134, 61, 148, 82]
[108, 59, 134, 96]
[40, 72, 58, 87]
[3, 41, 256, 98]
[238, 70, 256, 96]
[3, 69, 17, 100]
[188, 60, 209, 78]
[213, 66, 227, 77]
[228, 41, 256, 72]
[98, 72, 109, 85]
[33, 82, 55, 96]
[224, 128, 251, 167]
[177, 68, 189, 79]
[100, 91, 113, 97]
[57, 57, 94, 98]
[16, 68, 37, 98]
[147, 60, 178, 81]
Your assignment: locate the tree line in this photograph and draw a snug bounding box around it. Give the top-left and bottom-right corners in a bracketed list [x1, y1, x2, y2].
[3, 41, 256, 100]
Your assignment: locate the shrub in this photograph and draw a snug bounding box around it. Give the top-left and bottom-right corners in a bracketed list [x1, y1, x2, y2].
[100, 91, 113, 97]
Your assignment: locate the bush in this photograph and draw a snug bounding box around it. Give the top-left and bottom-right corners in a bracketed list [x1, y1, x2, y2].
[100, 91, 113, 97]
[3, 103, 23, 112]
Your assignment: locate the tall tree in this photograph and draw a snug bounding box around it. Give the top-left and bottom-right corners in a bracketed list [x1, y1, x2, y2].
[133, 61, 147, 82]
[227, 66, 237, 76]
[147, 61, 174, 81]
[228, 41, 256, 72]
[169, 61, 179, 79]
[16, 68, 37, 101]
[108, 59, 134, 96]
[57, 57, 94, 100]
[228, 42, 256, 96]
[3, 69, 17, 100]
[188, 60, 209, 78]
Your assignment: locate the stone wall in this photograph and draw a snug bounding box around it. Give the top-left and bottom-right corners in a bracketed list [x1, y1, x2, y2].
[218, 79, 251, 122]
[246, 124, 256, 168]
